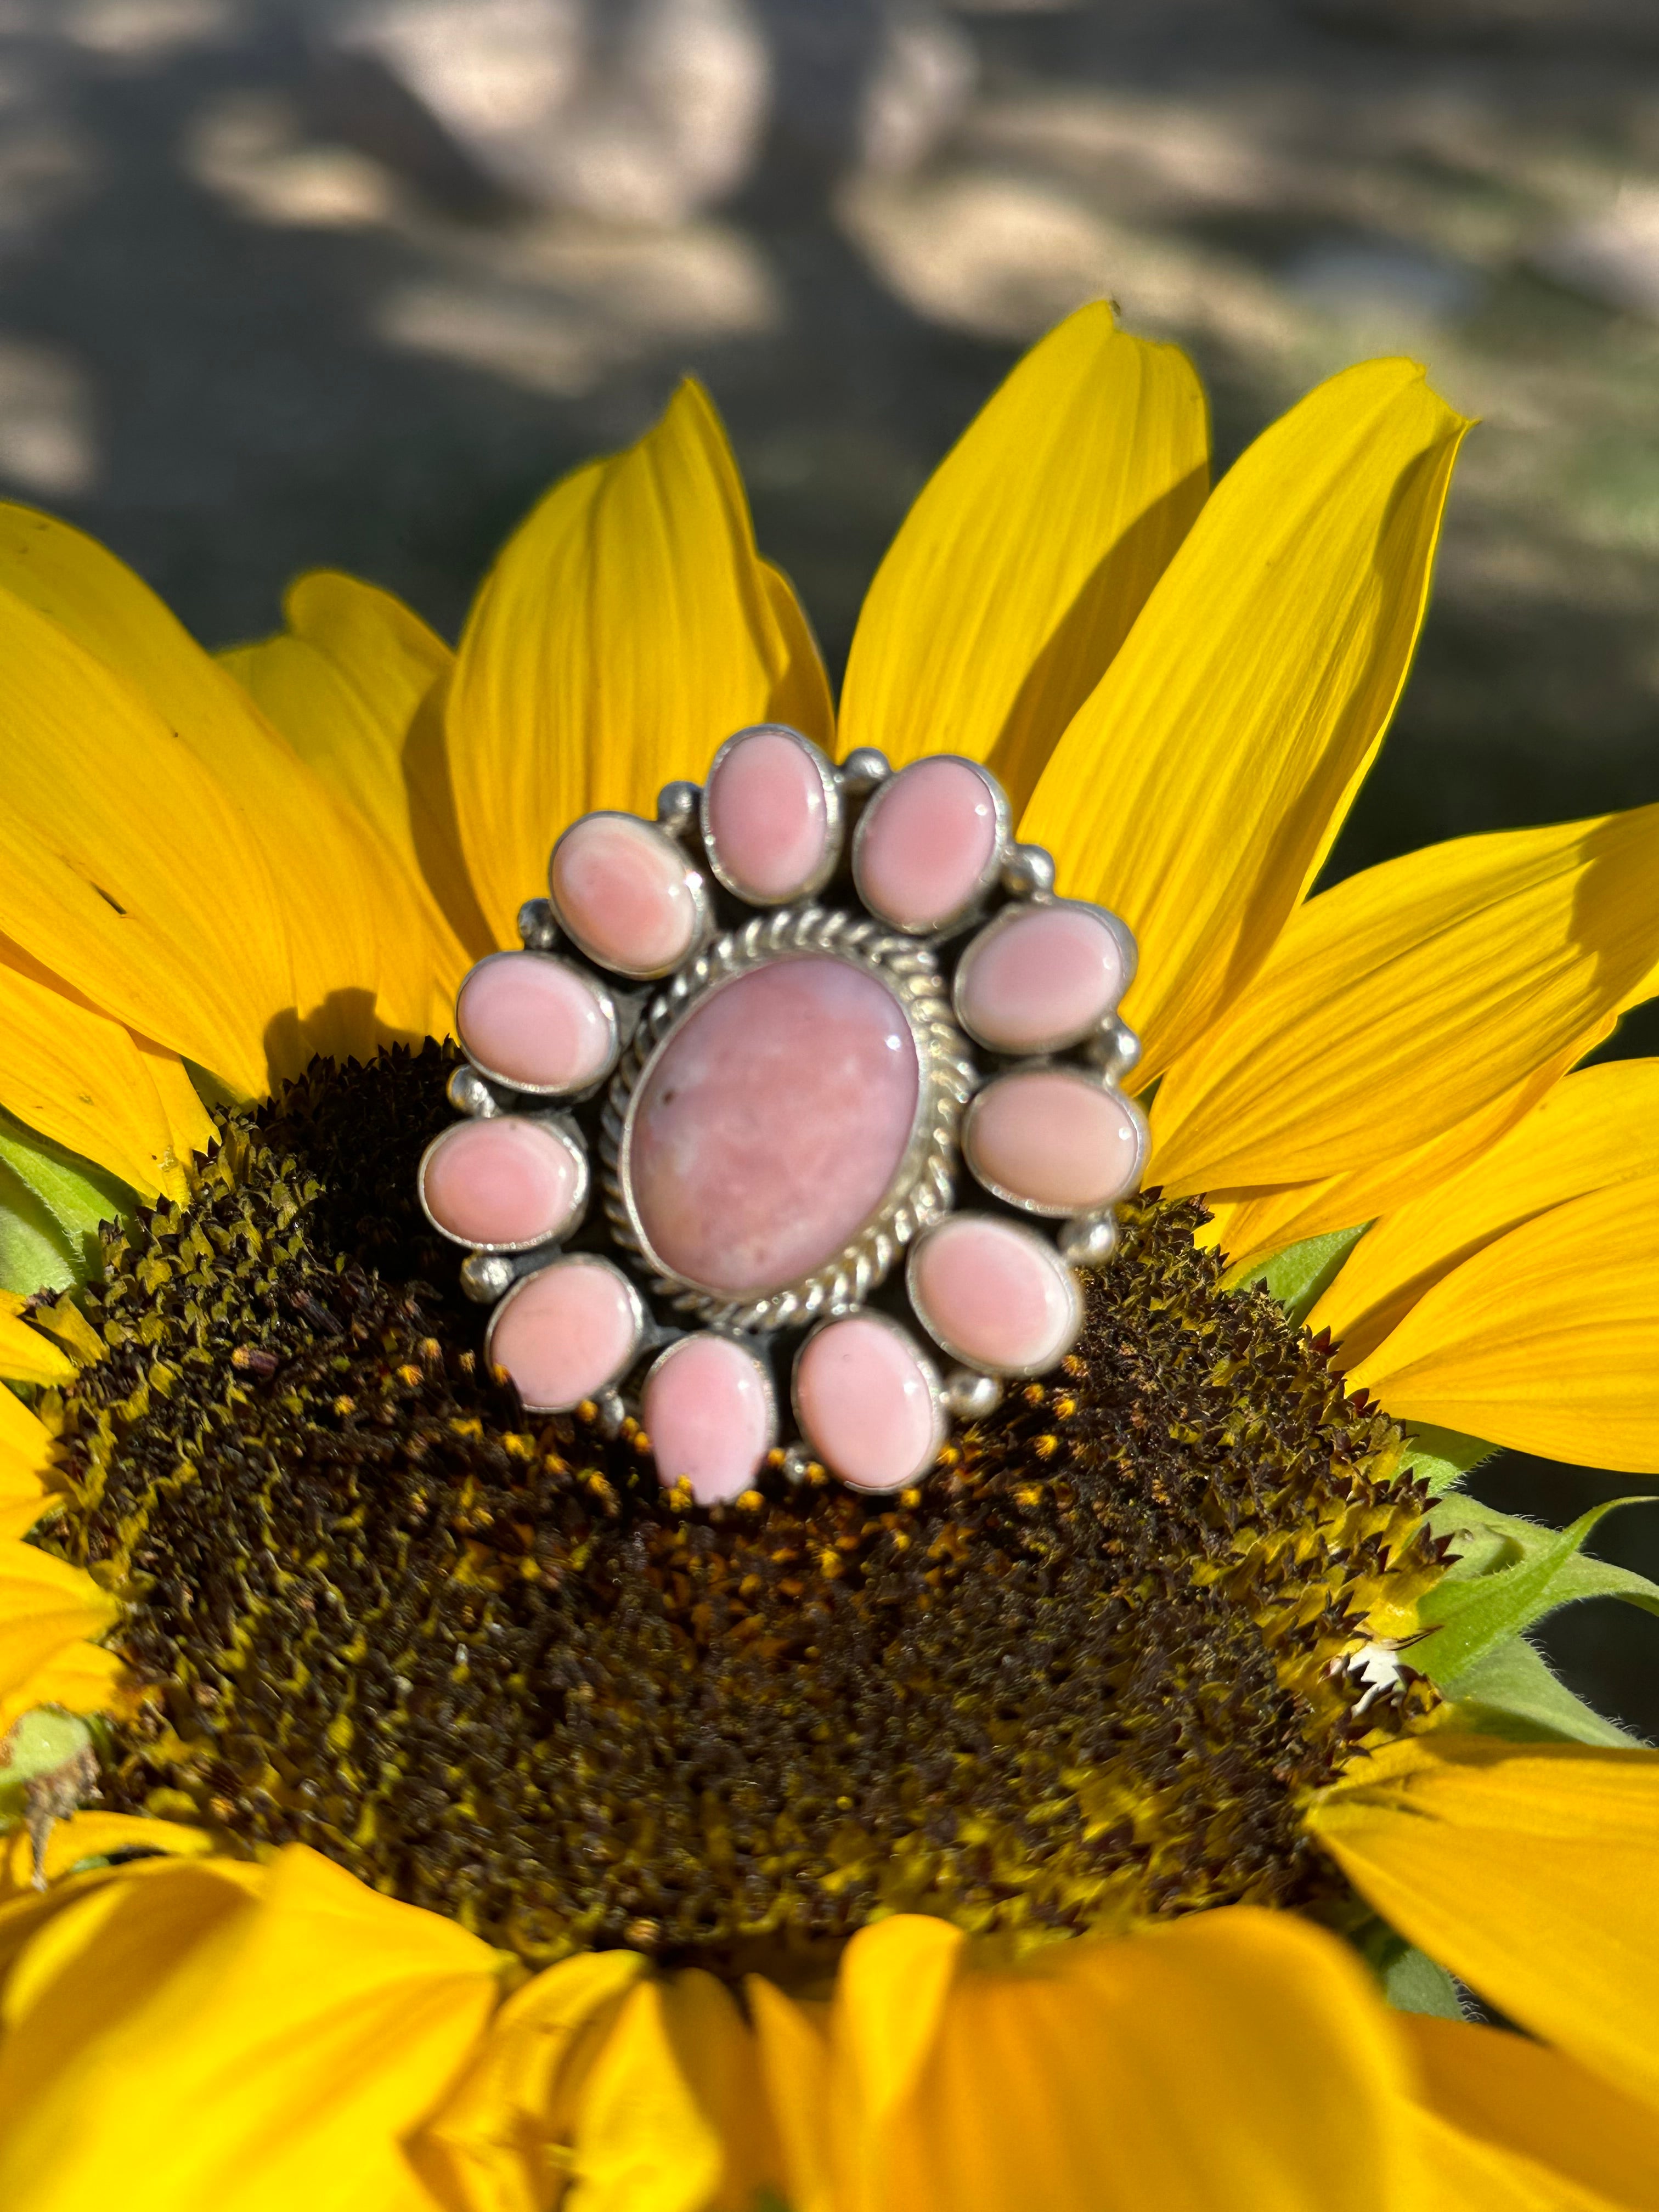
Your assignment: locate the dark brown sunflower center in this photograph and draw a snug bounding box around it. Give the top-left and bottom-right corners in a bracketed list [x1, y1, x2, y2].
[37, 1045, 1444, 1971]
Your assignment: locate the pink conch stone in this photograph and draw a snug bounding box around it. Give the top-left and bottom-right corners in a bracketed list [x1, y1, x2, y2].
[910, 1214, 1080, 1373]
[626, 955, 919, 1297]
[966, 1069, 1142, 1214]
[456, 952, 614, 1091]
[955, 904, 1124, 1053]
[422, 1116, 583, 1249]
[856, 756, 998, 932]
[551, 814, 697, 974]
[644, 1335, 774, 1505]
[489, 1257, 639, 1412]
[794, 1315, 941, 1492]
[706, 728, 830, 900]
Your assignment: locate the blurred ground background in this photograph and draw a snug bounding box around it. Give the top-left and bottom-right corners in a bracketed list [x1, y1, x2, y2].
[1, 0, 1654, 1729]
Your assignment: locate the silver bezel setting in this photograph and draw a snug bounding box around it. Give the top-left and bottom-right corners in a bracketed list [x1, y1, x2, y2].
[455, 947, 623, 1099]
[952, 896, 1140, 1057]
[699, 725, 845, 905]
[791, 1308, 946, 1494]
[905, 1214, 1085, 1380]
[851, 753, 1013, 938]
[482, 1253, 648, 1414]
[417, 1110, 590, 1254]
[548, 811, 715, 981]
[962, 1064, 1151, 1221]
[599, 902, 974, 1332]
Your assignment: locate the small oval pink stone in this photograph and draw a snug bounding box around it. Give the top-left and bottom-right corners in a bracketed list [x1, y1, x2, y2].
[645, 1335, 774, 1505]
[626, 956, 919, 1297]
[706, 727, 831, 900]
[456, 952, 614, 1092]
[966, 1069, 1143, 1214]
[488, 1257, 640, 1412]
[855, 756, 1000, 932]
[422, 1117, 583, 1249]
[910, 1214, 1080, 1374]
[956, 904, 1124, 1053]
[794, 1315, 941, 1492]
[551, 814, 698, 974]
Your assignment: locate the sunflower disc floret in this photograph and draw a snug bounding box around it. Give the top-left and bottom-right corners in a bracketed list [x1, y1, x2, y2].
[37, 1044, 1444, 1968]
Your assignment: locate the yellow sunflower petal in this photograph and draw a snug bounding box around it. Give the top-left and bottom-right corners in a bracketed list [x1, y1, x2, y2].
[760, 560, 837, 752]
[0, 507, 456, 1068]
[1310, 1733, 1659, 2114]
[0, 940, 211, 1203]
[1149, 806, 1659, 1198]
[558, 1979, 727, 2212]
[1313, 1059, 1659, 1364]
[1346, 1172, 1659, 1469]
[1022, 359, 1469, 1081]
[1408, 2103, 1627, 2212]
[0, 1296, 71, 1387]
[0, 1813, 215, 1906]
[833, 1907, 1409, 2212]
[0, 1387, 51, 1542]
[0, 1842, 500, 2212]
[447, 379, 828, 946]
[1403, 2013, 1659, 2210]
[0, 1543, 116, 1711]
[748, 1977, 833, 2212]
[0, 1640, 130, 1735]
[837, 303, 1209, 813]
[223, 571, 488, 972]
[408, 1948, 645, 2212]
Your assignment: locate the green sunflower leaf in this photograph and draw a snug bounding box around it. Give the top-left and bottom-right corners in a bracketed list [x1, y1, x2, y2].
[1401, 1423, 1498, 1498]
[1237, 1222, 1370, 1325]
[1440, 1633, 1639, 1748]
[0, 1107, 130, 1297]
[1418, 1493, 1659, 1683]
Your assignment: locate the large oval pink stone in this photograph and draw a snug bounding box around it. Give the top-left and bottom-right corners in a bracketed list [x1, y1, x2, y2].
[855, 755, 1000, 933]
[421, 1116, 584, 1250]
[955, 902, 1125, 1054]
[625, 955, 920, 1297]
[456, 952, 615, 1092]
[965, 1068, 1143, 1215]
[644, 1334, 775, 1505]
[550, 813, 699, 975]
[909, 1214, 1080, 1374]
[793, 1314, 942, 1492]
[704, 727, 833, 901]
[488, 1256, 641, 1412]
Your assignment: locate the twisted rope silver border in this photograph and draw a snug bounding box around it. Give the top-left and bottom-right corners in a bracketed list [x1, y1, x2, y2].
[599, 902, 975, 1332]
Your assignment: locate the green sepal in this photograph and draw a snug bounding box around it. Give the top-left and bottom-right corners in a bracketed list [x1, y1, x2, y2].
[1233, 1223, 1370, 1325]
[1419, 1493, 1659, 1683]
[1440, 1633, 1638, 1748]
[0, 1107, 132, 1296]
[1352, 1916, 1464, 2018]
[0, 1708, 95, 1829]
[1401, 1424, 1498, 1498]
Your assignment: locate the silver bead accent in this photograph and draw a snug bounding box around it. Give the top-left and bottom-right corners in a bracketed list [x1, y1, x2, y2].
[1000, 843, 1056, 900]
[942, 1366, 1002, 1420]
[1085, 1017, 1142, 1083]
[461, 1252, 516, 1303]
[517, 897, 561, 951]
[656, 781, 702, 839]
[447, 1064, 504, 1118]
[780, 1443, 815, 1485]
[838, 747, 890, 796]
[1059, 1211, 1120, 1267]
[594, 1387, 628, 1437]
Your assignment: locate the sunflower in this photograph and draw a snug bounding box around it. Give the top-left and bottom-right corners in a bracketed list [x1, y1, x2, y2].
[0, 302, 1656, 2211]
